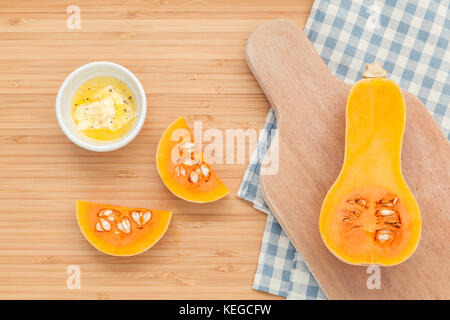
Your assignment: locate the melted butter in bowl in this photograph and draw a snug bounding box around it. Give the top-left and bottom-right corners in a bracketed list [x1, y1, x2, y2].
[56, 61, 147, 152]
[71, 76, 137, 141]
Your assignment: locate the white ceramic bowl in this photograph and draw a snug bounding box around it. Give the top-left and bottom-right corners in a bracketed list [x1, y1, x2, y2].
[56, 61, 147, 152]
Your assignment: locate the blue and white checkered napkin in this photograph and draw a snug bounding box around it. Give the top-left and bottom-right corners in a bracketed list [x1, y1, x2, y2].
[238, 0, 449, 300]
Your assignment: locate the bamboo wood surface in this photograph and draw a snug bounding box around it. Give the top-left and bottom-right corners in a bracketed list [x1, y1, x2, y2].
[247, 20, 450, 299]
[0, 0, 314, 299]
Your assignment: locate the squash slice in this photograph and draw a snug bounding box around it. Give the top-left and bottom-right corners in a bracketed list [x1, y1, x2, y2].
[319, 63, 422, 266]
[77, 201, 172, 256]
[156, 117, 229, 203]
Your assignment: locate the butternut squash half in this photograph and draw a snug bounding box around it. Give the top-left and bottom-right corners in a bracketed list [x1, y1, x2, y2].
[156, 117, 229, 203]
[77, 201, 172, 256]
[319, 63, 422, 266]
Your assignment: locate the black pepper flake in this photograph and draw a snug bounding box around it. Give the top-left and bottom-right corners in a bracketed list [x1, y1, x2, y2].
[128, 96, 132, 100]
[109, 88, 112, 92]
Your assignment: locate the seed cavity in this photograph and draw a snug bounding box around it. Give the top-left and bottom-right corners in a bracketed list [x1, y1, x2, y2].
[174, 139, 214, 185]
[343, 193, 401, 245]
[130, 210, 152, 227]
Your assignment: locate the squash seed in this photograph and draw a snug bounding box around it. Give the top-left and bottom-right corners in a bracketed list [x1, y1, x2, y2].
[356, 199, 368, 208]
[385, 221, 401, 228]
[131, 211, 151, 226]
[98, 209, 113, 217]
[377, 209, 397, 217]
[117, 217, 131, 234]
[131, 211, 141, 225]
[200, 164, 210, 177]
[189, 171, 199, 183]
[100, 218, 111, 231]
[343, 193, 402, 244]
[96, 222, 104, 232]
[142, 211, 151, 224]
[375, 230, 394, 243]
[183, 158, 196, 166]
[182, 142, 195, 154]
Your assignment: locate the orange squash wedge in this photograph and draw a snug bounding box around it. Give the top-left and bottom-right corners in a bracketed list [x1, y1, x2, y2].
[319, 63, 422, 266]
[76, 201, 172, 256]
[156, 117, 229, 203]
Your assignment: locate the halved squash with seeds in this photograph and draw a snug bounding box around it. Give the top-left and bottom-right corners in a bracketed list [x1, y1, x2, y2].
[76, 201, 172, 256]
[156, 117, 229, 203]
[319, 63, 422, 266]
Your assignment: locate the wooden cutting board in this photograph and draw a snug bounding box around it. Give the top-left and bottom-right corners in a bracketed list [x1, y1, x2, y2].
[246, 19, 450, 300]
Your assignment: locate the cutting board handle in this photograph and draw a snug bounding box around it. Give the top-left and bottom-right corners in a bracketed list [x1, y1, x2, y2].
[246, 19, 344, 119]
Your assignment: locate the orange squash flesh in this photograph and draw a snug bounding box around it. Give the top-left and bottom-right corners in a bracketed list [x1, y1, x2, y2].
[319, 63, 422, 266]
[156, 117, 229, 203]
[76, 201, 172, 256]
